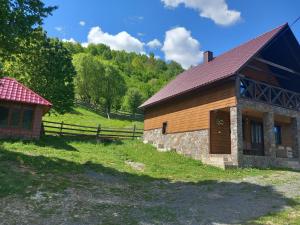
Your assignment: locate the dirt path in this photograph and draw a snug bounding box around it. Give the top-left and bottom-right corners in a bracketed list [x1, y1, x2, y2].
[0, 170, 299, 225]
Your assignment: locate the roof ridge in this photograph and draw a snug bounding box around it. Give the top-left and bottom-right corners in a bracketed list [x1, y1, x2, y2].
[12, 78, 52, 106]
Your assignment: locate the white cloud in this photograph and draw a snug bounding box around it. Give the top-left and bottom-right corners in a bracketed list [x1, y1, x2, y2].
[161, 0, 241, 26]
[55, 26, 63, 32]
[62, 38, 77, 44]
[162, 27, 203, 69]
[147, 39, 162, 49]
[79, 21, 86, 26]
[86, 26, 144, 53]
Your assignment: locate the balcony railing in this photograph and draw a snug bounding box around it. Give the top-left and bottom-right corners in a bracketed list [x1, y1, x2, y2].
[238, 75, 300, 111]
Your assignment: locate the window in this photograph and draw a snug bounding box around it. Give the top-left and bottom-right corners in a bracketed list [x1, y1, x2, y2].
[162, 122, 168, 135]
[274, 125, 282, 145]
[0, 106, 9, 128]
[10, 108, 21, 128]
[251, 121, 263, 145]
[22, 108, 34, 130]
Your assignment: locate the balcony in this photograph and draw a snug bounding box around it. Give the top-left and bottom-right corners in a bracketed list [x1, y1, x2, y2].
[238, 75, 300, 111]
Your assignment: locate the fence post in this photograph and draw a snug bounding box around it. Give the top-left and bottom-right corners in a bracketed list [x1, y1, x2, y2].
[132, 124, 136, 140]
[96, 124, 101, 139]
[60, 121, 64, 136]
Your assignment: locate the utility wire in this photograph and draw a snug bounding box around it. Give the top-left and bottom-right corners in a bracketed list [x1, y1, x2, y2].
[290, 16, 300, 27]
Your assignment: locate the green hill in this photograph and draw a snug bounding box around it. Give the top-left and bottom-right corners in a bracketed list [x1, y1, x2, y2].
[44, 106, 143, 129]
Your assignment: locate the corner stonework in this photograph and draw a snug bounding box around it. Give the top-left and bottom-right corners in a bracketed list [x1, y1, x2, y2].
[230, 106, 243, 166]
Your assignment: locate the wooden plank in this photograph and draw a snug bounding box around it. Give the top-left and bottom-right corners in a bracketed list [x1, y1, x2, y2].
[43, 120, 98, 129]
[45, 130, 142, 138]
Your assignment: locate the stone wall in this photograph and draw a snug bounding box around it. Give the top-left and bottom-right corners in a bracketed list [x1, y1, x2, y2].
[143, 128, 209, 160]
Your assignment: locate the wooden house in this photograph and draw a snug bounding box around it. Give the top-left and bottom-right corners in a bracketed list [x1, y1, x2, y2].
[140, 23, 300, 169]
[0, 77, 52, 139]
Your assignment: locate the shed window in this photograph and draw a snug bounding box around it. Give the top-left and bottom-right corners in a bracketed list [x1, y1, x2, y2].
[274, 125, 282, 145]
[11, 108, 21, 128]
[0, 106, 9, 128]
[162, 122, 168, 135]
[22, 108, 34, 130]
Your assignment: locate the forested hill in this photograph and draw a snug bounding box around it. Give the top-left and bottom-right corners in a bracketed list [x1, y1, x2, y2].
[0, 0, 183, 115]
[64, 42, 184, 113]
[2, 32, 183, 115]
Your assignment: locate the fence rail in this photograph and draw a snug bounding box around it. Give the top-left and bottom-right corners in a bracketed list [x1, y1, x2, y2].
[42, 120, 143, 140]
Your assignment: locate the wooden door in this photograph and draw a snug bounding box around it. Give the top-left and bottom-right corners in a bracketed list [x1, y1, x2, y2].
[210, 110, 231, 154]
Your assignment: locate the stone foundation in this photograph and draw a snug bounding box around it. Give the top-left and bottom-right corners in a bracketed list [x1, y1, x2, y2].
[143, 128, 209, 160]
[241, 155, 300, 170]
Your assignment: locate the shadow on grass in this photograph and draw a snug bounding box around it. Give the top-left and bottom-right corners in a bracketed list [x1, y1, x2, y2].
[24, 135, 124, 151]
[0, 141, 298, 224]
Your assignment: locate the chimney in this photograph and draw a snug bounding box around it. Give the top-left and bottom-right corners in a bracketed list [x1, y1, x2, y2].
[203, 51, 213, 63]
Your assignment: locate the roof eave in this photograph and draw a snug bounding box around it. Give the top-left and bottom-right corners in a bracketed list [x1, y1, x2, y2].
[139, 73, 236, 109]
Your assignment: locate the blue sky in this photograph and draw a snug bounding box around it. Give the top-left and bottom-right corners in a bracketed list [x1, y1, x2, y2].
[43, 0, 300, 69]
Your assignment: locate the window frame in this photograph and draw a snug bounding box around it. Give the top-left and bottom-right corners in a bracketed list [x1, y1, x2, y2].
[162, 122, 168, 135]
[0, 103, 35, 131]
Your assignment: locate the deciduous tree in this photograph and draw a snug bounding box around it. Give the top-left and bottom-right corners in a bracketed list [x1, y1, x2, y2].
[4, 29, 75, 113]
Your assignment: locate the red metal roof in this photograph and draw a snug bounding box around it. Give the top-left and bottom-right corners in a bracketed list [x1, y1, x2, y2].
[0, 77, 52, 107]
[140, 23, 288, 108]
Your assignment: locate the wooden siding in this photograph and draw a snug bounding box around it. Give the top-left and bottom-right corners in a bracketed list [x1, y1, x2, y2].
[210, 110, 231, 154]
[144, 81, 236, 133]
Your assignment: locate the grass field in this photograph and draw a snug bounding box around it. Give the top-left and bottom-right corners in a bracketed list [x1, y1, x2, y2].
[44, 106, 143, 128]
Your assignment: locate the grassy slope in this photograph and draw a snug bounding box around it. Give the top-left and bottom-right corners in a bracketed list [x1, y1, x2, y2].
[0, 137, 268, 185]
[1, 107, 299, 223]
[44, 106, 143, 128]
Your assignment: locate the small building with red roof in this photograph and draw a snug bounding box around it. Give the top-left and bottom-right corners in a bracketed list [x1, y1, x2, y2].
[141, 23, 300, 169]
[0, 77, 52, 139]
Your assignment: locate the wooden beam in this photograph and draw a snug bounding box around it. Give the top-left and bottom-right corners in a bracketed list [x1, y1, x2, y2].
[245, 64, 290, 80]
[254, 57, 300, 76]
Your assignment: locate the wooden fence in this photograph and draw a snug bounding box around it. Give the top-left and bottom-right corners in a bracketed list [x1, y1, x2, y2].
[42, 120, 144, 140]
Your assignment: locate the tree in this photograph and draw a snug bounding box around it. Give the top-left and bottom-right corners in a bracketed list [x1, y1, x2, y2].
[0, 0, 56, 58]
[123, 88, 144, 115]
[4, 29, 75, 113]
[73, 53, 105, 103]
[102, 65, 126, 117]
[62, 42, 84, 55]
